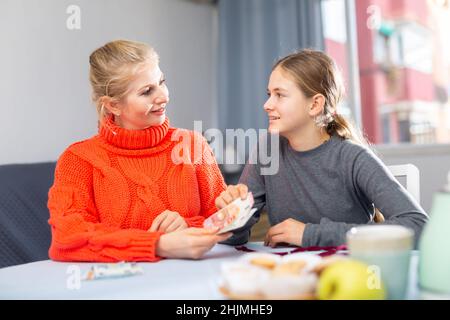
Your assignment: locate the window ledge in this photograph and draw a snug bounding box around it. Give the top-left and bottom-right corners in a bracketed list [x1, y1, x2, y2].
[374, 143, 450, 157]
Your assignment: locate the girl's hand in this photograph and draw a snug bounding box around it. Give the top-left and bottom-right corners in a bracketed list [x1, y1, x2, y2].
[264, 218, 306, 247]
[215, 184, 248, 209]
[156, 227, 232, 259]
[148, 210, 188, 233]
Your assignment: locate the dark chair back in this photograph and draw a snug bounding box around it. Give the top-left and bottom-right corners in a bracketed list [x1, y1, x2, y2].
[0, 162, 55, 268]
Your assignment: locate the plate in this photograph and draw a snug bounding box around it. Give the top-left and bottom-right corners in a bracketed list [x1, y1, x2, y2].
[219, 286, 316, 300]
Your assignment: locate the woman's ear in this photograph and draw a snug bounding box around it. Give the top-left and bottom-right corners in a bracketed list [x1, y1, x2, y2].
[308, 94, 326, 117]
[100, 96, 121, 116]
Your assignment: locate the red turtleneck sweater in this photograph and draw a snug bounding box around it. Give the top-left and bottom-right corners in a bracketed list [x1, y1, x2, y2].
[48, 117, 226, 262]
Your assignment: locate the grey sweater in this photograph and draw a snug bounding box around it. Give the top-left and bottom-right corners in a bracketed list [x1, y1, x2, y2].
[225, 135, 428, 248]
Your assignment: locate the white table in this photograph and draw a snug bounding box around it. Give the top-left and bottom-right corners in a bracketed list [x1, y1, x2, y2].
[0, 243, 420, 299]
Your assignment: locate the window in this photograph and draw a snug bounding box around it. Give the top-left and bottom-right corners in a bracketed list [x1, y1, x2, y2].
[322, 0, 450, 145]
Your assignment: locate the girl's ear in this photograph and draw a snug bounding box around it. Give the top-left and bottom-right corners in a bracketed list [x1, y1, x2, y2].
[308, 94, 326, 117]
[100, 96, 121, 116]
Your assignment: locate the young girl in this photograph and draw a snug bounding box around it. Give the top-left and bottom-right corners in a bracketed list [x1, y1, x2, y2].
[48, 40, 230, 262]
[216, 50, 428, 248]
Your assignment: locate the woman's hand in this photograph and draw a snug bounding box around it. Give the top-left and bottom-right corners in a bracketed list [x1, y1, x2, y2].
[264, 218, 306, 247]
[215, 184, 248, 209]
[148, 210, 188, 233]
[156, 227, 232, 259]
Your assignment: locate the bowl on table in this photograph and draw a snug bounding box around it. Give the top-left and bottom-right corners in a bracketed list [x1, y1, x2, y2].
[219, 252, 324, 300]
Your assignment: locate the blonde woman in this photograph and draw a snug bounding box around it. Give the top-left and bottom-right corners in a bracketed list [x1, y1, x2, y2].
[48, 40, 230, 262]
[216, 50, 428, 248]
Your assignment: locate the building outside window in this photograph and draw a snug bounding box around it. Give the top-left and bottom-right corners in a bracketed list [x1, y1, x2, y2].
[322, 0, 450, 145]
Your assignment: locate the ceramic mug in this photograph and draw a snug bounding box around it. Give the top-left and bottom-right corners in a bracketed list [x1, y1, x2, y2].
[347, 225, 414, 300]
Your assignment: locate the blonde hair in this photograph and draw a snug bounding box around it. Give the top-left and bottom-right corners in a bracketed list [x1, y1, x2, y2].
[273, 49, 367, 146]
[89, 39, 159, 122]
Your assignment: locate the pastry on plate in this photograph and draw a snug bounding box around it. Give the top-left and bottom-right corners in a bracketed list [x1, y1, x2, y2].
[272, 260, 307, 276]
[240, 253, 282, 270]
[260, 273, 318, 299]
[221, 262, 270, 296]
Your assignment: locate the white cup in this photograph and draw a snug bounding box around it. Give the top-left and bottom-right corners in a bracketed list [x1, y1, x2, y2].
[346, 225, 414, 300]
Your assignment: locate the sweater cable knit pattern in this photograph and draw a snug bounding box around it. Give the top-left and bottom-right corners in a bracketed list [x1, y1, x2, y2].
[48, 117, 226, 262]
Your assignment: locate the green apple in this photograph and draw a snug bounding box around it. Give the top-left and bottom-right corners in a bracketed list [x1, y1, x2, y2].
[317, 259, 386, 300]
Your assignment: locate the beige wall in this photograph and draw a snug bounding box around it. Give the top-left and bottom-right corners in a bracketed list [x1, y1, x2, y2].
[0, 0, 217, 164]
